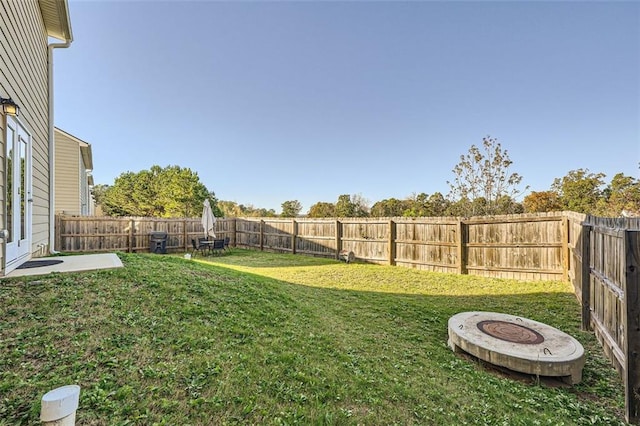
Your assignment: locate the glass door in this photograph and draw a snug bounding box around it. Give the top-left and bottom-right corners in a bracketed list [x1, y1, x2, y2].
[5, 116, 31, 272]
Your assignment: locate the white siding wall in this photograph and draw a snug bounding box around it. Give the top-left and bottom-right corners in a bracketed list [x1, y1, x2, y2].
[1, 0, 52, 261]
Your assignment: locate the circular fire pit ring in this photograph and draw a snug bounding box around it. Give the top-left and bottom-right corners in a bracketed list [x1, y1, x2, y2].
[448, 311, 585, 384]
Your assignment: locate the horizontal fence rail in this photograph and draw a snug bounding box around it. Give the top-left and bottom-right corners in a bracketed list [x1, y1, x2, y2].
[54, 211, 640, 423]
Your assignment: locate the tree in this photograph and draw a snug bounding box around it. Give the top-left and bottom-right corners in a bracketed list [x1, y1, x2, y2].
[213, 201, 277, 217]
[445, 198, 472, 217]
[335, 194, 369, 217]
[494, 195, 524, 214]
[98, 171, 148, 216]
[91, 184, 110, 207]
[401, 193, 428, 217]
[98, 165, 219, 217]
[335, 194, 355, 217]
[308, 202, 336, 218]
[447, 136, 528, 216]
[551, 169, 605, 214]
[161, 166, 221, 217]
[370, 198, 408, 217]
[253, 207, 277, 217]
[426, 192, 450, 217]
[596, 173, 640, 216]
[281, 200, 302, 217]
[402, 192, 451, 217]
[523, 191, 563, 213]
[217, 200, 245, 217]
[351, 194, 370, 217]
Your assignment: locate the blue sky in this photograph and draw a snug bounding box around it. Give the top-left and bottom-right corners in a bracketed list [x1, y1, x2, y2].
[54, 0, 639, 214]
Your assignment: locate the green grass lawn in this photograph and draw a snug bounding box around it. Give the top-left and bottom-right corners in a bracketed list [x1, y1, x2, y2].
[0, 249, 628, 425]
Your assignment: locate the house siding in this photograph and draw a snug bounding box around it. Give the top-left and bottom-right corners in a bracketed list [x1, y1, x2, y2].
[54, 133, 80, 215]
[1, 0, 52, 262]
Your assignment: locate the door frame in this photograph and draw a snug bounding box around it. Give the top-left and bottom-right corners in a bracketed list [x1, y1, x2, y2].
[4, 115, 32, 273]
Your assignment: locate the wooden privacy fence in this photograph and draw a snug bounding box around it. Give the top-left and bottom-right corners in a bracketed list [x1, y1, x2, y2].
[57, 212, 569, 280]
[234, 212, 569, 281]
[55, 216, 236, 254]
[567, 212, 640, 424]
[55, 211, 640, 423]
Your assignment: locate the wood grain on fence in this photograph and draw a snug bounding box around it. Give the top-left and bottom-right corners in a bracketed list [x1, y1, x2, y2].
[56, 216, 235, 254]
[58, 213, 569, 280]
[465, 214, 566, 281]
[568, 214, 640, 424]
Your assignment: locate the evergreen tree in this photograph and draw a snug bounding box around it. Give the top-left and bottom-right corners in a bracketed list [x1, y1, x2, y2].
[98, 165, 219, 217]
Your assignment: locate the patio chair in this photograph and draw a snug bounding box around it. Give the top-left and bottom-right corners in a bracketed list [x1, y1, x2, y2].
[211, 238, 225, 255]
[191, 238, 209, 257]
[223, 236, 230, 250]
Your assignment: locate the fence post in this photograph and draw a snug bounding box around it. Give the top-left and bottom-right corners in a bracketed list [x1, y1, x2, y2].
[128, 219, 134, 253]
[55, 215, 62, 252]
[183, 219, 188, 252]
[581, 224, 592, 331]
[562, 216, 570, 281]
[291, 219, 298, 255]
[624, 229, 640, 424]
[388, 219, 396, 266]
[260, 220, 264, 251]
[335, 219, 342, 260]
[457, 220, 467, 275]
[233, 218, 237, 247]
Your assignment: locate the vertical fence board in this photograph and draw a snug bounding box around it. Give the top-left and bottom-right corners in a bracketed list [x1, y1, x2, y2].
[260, 220, 264, 251]
[562, 217, 569, 281]
[291, 219, 298, 255]
[581, 224, 592, 330]
[335, 220, 342, 259]
[388, 219, 396, 266]
[457, 220, 466, 274]
[624, 230, 640, 424]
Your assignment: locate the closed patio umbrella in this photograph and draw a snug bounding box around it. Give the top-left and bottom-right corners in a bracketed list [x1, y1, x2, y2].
[201, 199, 216, 238]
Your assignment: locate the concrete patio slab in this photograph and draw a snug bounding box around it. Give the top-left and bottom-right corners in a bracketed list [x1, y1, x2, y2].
[5, 253, 124, 278]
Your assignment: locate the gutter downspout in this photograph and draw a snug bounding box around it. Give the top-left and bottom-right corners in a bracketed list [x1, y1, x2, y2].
[48, 38, 72, 254]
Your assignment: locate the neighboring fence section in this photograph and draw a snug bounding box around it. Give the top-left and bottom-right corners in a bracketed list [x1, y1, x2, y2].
[567, 213, 640, 424]
[233, 213, 568, 281]
[55, 216, 236, 254]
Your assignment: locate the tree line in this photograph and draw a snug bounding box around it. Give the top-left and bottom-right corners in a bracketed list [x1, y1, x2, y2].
[92, 137, 640, 219]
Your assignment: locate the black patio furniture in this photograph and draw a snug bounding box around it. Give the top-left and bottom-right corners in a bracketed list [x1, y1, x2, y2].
[210, 238, 225, 255]
[191, 237, 210, 257]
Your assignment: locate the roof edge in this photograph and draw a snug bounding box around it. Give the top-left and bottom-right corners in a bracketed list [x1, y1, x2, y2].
[39, 0, 73, 42]
[80, 144, 93, 171]
[55, 127, 93, 170]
